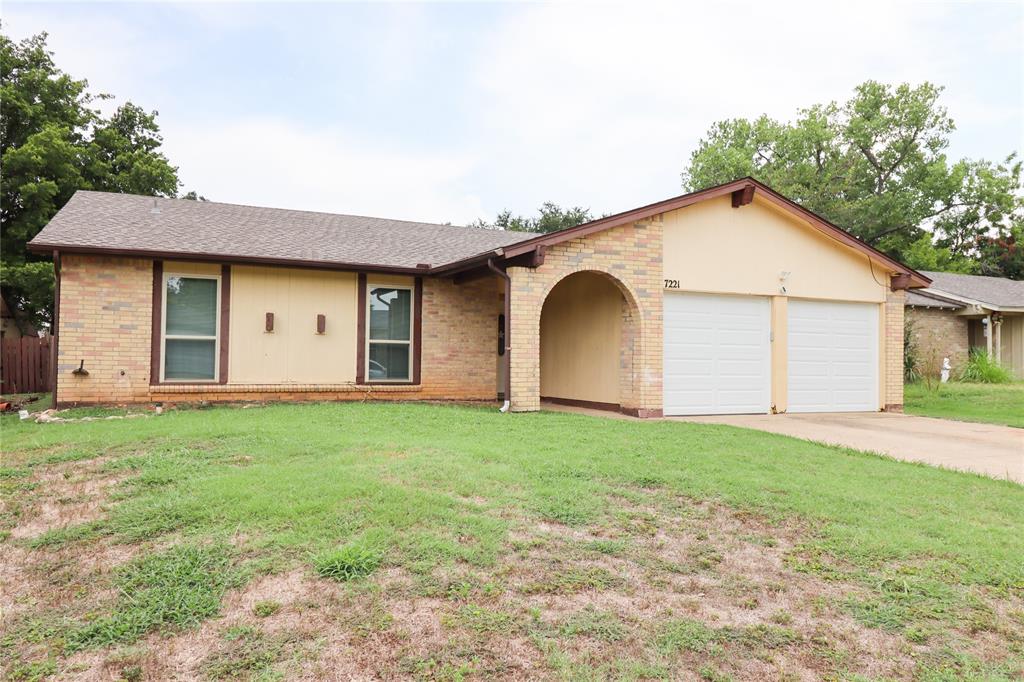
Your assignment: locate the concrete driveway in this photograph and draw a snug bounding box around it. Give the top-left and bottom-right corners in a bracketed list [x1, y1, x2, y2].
[674, 412, 1023, 483]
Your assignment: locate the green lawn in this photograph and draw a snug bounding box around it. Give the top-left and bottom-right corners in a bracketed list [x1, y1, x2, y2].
[905, 381, 1024, 427]
[1, 402, 1022, 680]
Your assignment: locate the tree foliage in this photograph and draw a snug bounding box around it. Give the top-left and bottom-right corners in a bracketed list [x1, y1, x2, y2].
[1, 29, 184, 328]
[682, 81, 1023, 277]
[472, 202, 593, 233]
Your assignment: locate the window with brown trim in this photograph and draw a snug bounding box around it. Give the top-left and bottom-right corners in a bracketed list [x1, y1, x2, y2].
[366, 284, 413, 382]
[161, 272, 221, 381]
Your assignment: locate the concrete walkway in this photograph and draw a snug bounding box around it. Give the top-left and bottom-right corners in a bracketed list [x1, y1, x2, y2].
[540, 402, 1023, 483]
[672, 412, 1023, 483]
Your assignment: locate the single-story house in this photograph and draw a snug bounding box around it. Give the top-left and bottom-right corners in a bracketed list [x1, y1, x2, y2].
[906, 271, 1024, 379]
[28, 177, 929, 416]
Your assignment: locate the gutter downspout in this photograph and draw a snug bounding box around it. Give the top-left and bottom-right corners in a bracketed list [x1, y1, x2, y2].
[487, 258, 512, 413]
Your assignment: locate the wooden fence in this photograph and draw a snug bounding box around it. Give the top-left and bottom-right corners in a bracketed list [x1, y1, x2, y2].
[1, 336, 51, 394]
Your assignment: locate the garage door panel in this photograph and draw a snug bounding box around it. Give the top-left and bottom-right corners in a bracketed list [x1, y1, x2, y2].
[788, 300, 879, 413]
[664, 293, 770, 416]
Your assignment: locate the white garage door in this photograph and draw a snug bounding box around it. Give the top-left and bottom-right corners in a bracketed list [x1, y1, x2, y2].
[787, 300, 879, 413]
[663, 293, 771, 416]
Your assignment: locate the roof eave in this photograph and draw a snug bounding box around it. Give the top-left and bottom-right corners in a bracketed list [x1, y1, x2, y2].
[27, 242, 436, 276]
[920, 287, 1020, 312]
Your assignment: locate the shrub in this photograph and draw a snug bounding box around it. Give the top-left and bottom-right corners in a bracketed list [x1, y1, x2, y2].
[904, 318, 921, 383]
[957, 349, 1013, 384]
[312, 543, 382, 581]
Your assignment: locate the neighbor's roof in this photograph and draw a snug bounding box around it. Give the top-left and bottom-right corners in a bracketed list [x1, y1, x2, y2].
[28, 191, 529, 273]
[920, 271, 1024, 309]
[905, 289, 964, 310]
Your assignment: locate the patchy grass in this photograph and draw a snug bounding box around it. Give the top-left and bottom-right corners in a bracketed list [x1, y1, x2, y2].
[311, 542, 383, 582]
[66, 544, 238, 651]
[905, 381, 1024, 427]
[1, 401, 1022, 679]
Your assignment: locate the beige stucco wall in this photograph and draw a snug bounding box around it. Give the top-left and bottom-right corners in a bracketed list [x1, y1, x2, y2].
[539, 272, 623, 404]
[660, 195, 900, 412]
[769, 296, 788, 413]
[228, 266, 359, 384]
[663, 196, 888, 303]
[1000, 315, 1024, 379]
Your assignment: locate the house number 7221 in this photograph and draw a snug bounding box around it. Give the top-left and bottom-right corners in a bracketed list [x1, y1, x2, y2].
[664, 279, 680, 289]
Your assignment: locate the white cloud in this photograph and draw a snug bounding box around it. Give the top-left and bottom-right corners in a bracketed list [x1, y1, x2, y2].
[160, 117, 487, 225]
[4, 1, 1020, 224]
[465, 1, 1005, 216]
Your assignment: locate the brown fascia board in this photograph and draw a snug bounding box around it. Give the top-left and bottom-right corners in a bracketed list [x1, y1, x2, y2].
[26, 242, 435, 276]
[440, 177, 932, 288]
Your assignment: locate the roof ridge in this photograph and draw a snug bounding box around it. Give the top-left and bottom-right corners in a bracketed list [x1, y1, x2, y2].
[70, 189, 510, 234]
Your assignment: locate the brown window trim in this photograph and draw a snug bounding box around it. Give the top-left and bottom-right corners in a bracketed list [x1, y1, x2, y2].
[219, 265, 230, 384]
[150, 261, 231, 387]
[356, 275, 422, 386]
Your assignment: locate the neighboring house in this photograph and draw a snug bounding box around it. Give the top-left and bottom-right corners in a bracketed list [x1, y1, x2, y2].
[905, 271, 1024, 379]
[28, 177, 929, 415]
[1, 295, 38, 340]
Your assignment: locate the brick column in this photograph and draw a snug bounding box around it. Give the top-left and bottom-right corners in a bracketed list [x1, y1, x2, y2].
[508, 266, 542, 412]
[884, 289, 906, 411]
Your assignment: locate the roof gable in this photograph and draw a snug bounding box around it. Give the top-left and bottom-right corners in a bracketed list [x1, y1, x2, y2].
[485, 178, 929, 287]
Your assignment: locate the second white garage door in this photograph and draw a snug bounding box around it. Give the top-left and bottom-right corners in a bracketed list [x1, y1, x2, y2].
[787, 300, 879, 413]
[664, 293, 770, 416]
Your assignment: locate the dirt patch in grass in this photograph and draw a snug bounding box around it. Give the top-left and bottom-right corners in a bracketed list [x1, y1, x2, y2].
[2, 406, 1021, 680]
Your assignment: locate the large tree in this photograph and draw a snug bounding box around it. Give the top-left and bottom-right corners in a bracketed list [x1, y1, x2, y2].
[1, 30, 183, 330]
[471, 202, 593, 233]
[681, 81, 1023, 276]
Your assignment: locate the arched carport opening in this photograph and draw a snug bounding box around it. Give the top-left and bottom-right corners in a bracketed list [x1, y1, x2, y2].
[539, 270, 641, 411]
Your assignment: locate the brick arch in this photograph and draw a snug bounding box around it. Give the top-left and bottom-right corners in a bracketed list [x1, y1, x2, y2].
[538, 269, 645, 411]
[506, 218, 664, 416]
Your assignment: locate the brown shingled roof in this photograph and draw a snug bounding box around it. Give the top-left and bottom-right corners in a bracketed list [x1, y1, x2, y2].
[920, 271, 1024, 309]
[28, 191, 529, 272]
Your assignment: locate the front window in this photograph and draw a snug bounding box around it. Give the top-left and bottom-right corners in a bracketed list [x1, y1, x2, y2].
[367, 285, 412, 381]
[163, 274, 220, 381]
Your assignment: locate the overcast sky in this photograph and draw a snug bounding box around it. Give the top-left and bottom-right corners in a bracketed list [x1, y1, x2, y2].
[5, 1, 1023, 225]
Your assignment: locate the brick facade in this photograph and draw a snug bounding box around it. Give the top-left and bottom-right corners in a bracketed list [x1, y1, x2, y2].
[56, 256, 501, 406]
[905, 306, 970, 380]
[507, 218, 664, 416]
[419, 276, 501, 400]
[883, 289, 906, 411]
[57, 254, 153, 404]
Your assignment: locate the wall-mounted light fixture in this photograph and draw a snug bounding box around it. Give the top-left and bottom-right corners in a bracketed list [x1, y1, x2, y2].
[316, 314, 326, 334]
[265, 312, 274, 333]
[779, 271, 791, 295]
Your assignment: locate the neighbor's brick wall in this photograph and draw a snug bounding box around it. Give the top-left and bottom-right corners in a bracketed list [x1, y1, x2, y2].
[883, 289, 906, 410]
[57, 254, 153, 405]
[508, 218, 664, 415]
[905, 306, 970, 380]
[418, 276, 500, 400]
